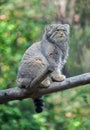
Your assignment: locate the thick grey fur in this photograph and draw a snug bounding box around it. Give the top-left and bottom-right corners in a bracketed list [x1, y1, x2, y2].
[16, 24, 70, 88]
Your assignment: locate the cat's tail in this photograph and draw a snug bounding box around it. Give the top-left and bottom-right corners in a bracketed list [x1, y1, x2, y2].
[33, 97, 44, 113]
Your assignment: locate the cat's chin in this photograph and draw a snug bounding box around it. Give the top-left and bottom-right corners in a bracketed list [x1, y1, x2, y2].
[57, 38, 65, 42]
[55, 39, 66, 43]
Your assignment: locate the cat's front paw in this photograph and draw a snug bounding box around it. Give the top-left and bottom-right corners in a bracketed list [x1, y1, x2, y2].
[40, 79, 51, 88]
[51, 73, 66, 82]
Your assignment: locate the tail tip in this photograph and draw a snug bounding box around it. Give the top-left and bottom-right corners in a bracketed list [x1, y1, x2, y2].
[34, 97, 44, 113]
[35, 107, 43, 113]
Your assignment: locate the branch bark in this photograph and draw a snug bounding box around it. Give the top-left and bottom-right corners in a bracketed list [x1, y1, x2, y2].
[0, 73, 90, 104]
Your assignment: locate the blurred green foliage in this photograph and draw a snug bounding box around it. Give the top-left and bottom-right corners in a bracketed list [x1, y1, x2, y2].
[0, 0, 90, 130]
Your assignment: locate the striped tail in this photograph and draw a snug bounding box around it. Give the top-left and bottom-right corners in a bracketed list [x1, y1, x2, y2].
[33, 97, 44, 113]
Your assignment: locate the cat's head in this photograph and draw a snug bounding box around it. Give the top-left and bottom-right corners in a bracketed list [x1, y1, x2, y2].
[45, 24, 70, 44]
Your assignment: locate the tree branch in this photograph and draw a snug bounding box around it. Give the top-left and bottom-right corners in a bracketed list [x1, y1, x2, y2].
[0, 73, 90, 104]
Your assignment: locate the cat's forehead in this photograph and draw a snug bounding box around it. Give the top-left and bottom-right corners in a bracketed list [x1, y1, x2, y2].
[51, 24, 69, 29]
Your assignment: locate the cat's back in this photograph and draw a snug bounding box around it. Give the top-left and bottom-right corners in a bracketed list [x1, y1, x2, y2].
[21, 41, 44, 61]
[27, 41, 41, 54]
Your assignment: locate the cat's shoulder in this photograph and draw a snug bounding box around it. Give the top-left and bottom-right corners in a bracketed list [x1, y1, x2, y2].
[25, 41, 41, 53]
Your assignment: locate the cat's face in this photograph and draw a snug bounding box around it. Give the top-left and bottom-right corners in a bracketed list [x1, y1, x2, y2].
[45, 24, 70, 43]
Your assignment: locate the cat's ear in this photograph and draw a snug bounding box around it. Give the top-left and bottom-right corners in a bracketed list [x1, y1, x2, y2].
[45, 25, 53, 32]
[64, 24, 70, 33]
[65, 24, 70, 30]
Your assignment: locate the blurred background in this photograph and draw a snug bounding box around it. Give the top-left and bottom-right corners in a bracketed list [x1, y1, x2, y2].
[0, 0, 90, 130]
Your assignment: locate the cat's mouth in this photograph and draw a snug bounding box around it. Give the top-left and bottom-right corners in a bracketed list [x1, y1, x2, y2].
[55, 32, 65, 38]
[57, 34, 65, 39]
[60, 35, 64, 38]
[55, 34, 66, 42]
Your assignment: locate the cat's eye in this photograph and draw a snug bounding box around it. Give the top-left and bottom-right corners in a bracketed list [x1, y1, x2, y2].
[56, 29, 60, 31]
[63, 29, 66, 32]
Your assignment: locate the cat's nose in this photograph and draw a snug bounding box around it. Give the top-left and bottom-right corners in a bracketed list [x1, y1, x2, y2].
[60, 32, 64, 36]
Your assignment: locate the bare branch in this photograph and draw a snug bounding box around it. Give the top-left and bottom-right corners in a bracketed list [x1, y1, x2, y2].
[0, 66, 52, 103]
[38, 73, 90, 96]
[0, 73, 90, 104]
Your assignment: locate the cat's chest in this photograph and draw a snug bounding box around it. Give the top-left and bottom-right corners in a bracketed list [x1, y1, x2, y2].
[54, 46, 67, 63]
[50, 47, 62, 62]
